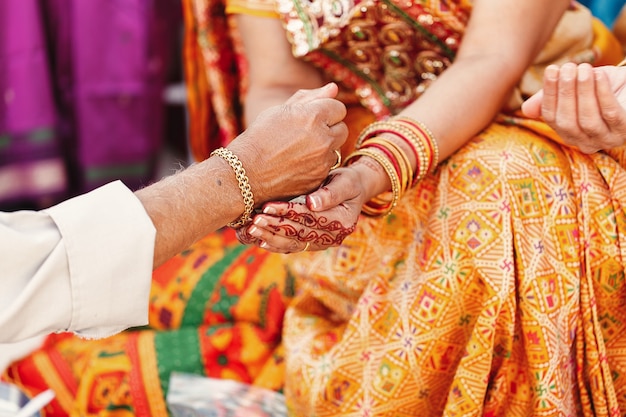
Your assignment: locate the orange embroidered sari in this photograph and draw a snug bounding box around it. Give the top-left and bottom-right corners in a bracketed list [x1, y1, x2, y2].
[207, 0, 626, 415]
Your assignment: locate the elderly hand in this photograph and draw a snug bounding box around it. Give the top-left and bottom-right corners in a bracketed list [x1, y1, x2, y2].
[227, 83, 348, 205]
[236, 166, 368, 253]
[522, 63, 626, 153]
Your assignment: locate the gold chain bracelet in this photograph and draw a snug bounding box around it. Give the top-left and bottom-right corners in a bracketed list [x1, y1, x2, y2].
[210, 147, 255, 228]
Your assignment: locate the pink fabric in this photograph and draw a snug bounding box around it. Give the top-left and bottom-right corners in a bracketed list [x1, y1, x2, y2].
[0, 0, 181, 208]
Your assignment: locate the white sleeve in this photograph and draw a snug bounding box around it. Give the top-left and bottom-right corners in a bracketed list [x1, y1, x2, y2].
[0, 181, 156, 343]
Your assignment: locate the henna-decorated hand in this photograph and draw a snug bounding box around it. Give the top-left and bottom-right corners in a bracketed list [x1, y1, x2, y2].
[236, 166, 369, 253]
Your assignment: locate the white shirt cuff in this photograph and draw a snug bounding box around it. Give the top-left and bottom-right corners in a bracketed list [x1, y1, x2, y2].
[45, 181, 156, 339]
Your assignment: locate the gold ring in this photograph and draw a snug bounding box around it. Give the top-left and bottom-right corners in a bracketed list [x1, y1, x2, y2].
[330, 150, 342, 170]
[302, 241, 310, 252]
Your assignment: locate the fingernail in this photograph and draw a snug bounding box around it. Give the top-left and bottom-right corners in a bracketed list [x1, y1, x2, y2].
[544, 65, 558, 80]
[263, 206, 277, 215]
[561, 63, 576, 78]
[254, 216, 268, 227]
[578, 64, 592, 81]
[248, 226, 261, 237]
[309, 195, 321, 210]
[260, 241, 268, 249]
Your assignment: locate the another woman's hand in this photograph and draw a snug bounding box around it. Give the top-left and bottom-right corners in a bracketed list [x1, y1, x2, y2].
[522, 63, 626, 153]
[236, 167, 368, 253]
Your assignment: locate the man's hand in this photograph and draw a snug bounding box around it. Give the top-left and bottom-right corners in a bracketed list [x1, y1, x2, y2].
[228, 83, 348, 204]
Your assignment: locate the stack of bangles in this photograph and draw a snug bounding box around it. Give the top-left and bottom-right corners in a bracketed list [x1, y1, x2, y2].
[343, 116, 440, 217]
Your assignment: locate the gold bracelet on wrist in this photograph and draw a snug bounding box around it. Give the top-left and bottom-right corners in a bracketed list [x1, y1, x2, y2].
[344, 148, 401, 217]
[356, 117, 439, 186]
[210, 147, 255, 228]
[360, 137, 413, 196]
[394, 117, 440, 172]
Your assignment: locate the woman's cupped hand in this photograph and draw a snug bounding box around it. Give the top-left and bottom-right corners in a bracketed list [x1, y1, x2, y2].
[236, 166, 368, 253]
[522, 63, 626, 153]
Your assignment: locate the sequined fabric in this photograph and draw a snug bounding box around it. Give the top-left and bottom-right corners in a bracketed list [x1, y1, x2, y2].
[277, 0, 468, 116]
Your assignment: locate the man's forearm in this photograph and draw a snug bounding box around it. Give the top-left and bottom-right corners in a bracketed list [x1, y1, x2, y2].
[136, 156, 248, 268]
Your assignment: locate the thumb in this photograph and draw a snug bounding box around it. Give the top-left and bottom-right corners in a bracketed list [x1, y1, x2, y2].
[521, 89, 544, 119]
[285, 83, 338, 105]
[306, 172, 353, 212]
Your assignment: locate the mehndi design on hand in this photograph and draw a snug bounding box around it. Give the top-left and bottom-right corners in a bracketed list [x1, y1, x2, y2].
[266, 202, 356, 249]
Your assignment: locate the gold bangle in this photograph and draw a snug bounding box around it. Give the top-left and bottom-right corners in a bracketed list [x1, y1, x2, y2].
[360, 137, 413, 195]
[356, 118, 439, 184]
[344, 148, 401, 217]
[395, 117, 440, 171]
[210, 147, 255, 228]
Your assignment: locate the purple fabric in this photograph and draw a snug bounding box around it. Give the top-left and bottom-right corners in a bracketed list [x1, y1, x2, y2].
[0, 0, 66, 206]
[0, 1, 58, 134]
[0, 0, 180, 208]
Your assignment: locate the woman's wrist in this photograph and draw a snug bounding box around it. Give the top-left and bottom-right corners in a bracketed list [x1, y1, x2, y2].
[345, 115, 439, 217]
[348, 155, 392, 203]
